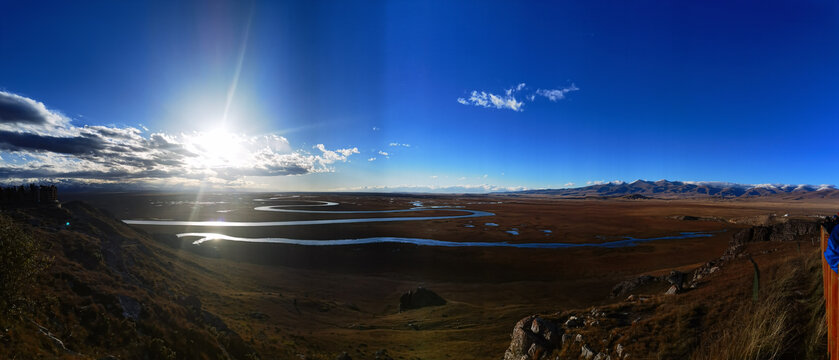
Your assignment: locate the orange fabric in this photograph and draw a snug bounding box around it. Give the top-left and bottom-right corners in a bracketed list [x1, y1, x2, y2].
[821, 227, 838, 358]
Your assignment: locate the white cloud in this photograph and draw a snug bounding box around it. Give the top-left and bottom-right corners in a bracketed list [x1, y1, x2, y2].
[315, 144, 359, 163]
[457, 82, 577, 111]
[535, 84, 579, 101]
[0, 91, 361, 189]
[389, 142, 410, 147]
[378, 150, 389, 156]
[457, 83, 526, 112]
[564, 182, 575, 187]
[368, 157, 376, 162]
[372, 126, 380, 131]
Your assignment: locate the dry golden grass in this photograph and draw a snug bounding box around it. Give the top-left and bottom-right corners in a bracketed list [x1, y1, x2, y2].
[693, 291, 792, 359]
[691, 250, 825, 360]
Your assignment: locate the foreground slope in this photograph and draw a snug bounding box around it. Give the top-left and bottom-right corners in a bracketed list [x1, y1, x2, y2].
[0, 202, 258, 359]
[502, 219, 829, 359]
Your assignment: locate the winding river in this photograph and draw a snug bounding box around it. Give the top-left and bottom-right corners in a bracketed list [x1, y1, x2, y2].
[123, 198, 715, 248]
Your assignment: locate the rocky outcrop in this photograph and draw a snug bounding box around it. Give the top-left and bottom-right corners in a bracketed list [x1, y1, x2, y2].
[732, 219, 820, 245]
[610, 275, 660, 298]
[503, 315, 562, 360]
[503, 309, 634, 360]
[508, 218, 826, 359]
[398, 287, 446, 311]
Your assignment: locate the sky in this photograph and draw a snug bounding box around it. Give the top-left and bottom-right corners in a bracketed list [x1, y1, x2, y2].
[0, 0, 837, 192]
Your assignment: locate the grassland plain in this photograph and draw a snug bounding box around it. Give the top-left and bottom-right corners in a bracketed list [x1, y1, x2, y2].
[1, 193, 834, 359]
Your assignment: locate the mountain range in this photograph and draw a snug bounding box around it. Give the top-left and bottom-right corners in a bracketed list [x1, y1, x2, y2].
[511, 180, 839, 199]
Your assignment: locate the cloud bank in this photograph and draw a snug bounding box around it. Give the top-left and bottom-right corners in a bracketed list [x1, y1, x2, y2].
[457, 83, 578, 112]
[0, 91, 359, 189]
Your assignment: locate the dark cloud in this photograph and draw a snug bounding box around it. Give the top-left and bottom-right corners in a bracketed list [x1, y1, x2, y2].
[0, 130, 105, 155]
[0, 91, 54, 125]
[0, 165, 186, 181]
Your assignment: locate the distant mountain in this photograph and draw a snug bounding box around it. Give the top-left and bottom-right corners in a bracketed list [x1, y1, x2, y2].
[511, 180, 839, 199]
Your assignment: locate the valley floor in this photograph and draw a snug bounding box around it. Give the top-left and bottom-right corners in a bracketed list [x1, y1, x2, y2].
[3, 193, 834, 359]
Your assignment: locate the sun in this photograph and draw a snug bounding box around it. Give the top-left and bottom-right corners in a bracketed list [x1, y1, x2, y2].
[190, 126, 249, 168]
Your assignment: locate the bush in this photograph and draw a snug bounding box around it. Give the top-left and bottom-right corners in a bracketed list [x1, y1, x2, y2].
[0, 215, 48, 314]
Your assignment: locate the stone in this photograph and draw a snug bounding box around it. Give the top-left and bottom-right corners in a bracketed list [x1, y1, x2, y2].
[575, 334, 584, 342]
[666, 270, 685, 291]
[561, 333, 572, 345]
[665, 285, 678, 295]
[581, 344, 594, 360]
[564, 316, 583, 328]
[503, 315, 560, 360]
[616, 343, 624, 357]
[335, 352, 352, 360]
[593, 353, 610, 360]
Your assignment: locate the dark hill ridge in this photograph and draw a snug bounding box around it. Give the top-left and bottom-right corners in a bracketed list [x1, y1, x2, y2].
[510, 179, 839, 199]
[0, 201, 258, 359]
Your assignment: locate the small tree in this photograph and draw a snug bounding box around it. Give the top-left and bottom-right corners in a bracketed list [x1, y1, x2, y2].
[0, 215, 48, 314]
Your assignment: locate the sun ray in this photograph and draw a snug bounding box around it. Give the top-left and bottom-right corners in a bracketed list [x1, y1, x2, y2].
[221, 5, 254, 128]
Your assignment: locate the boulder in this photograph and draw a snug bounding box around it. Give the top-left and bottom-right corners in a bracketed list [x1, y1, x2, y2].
[503, 315, 562, 360]
[581, 344, 594, 360]
[666, 270, 684, 291]
[564, 316, 583, 328]
[398, 287, 446, 311]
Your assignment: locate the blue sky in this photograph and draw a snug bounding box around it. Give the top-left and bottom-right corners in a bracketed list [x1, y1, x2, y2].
[0, 1, 837, 191]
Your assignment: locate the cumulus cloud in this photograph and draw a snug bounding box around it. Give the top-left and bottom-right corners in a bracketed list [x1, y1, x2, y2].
[564, 182, 575, 187]
[377, 150, 389, 156]
[0, 91, 360, 188]
[368, 157, 376, 162]
[457, 82, 577, 112]
[536, 84, 579, 101]
[388, 142, 410, 147]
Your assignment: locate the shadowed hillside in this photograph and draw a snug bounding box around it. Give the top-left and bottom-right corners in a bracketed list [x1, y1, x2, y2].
[0, 202, 258, 359]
